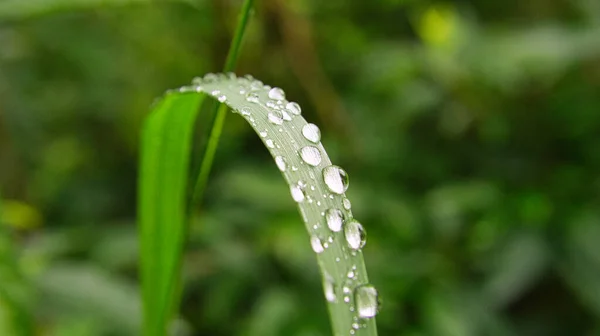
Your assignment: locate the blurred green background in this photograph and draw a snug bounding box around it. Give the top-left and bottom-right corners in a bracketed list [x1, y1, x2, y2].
[1, 0, 600, 335]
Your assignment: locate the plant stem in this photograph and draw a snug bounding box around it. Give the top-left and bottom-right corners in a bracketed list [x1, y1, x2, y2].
[191, 0, 254, 206]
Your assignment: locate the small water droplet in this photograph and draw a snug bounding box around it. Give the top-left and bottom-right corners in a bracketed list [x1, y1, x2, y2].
[211, 89, 221, 96]
[266, 139, 275, 148]
[268, 112, 283, 125]
[324, 276, 336, 302]
[275, 156, 287, 171]
[246, 92, 259, 103]
[343, 197, 352, 210]
[290, 185, 305, 202]
[203, 73, 218, 83]
[286, 102, 301, 115]
[240, 107, 251, 116]
[302, 124, 321, 143]
[347, 270, 355, 279]
[310, 235, 324, 253]
[325, 209, 344, 232]
[355, 285, 379, 318]
[292, 166, 299, 172]
[250, 80, 263, 91]
[344, 220, 366, 250]
[300, 146, 322, 166]
[268, 87, 286, 100]
[259, 131, 267, 137]
[344, 296, 350, 303]
[323, 165, 349, 194]
[282, 111, 292, 121]
[218, 95, 227, 102]
[266, 100, 278, 109]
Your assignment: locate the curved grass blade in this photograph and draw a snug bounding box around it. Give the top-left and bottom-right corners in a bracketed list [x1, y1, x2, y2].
[138, 92, 204, 336]
[140, 73, 379, 336]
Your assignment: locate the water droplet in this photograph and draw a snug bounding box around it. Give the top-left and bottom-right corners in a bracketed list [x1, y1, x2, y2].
[259, 131, 267, 138]
[266, 139, 275, 148]
[240, 107, 251, 116]
[300, 146, 322, 166]
[286, 102, 301, 115]
[302, 124, 321, 143]
[292, 166, 299, 172]
[268, 87, 286, 100]
[266, 100, 278, 109]
[347, 270, 355, 279]
[297, 180, 307, 189]
[310, 235, 324, 253]
[246, 92, 259, 103]
[275, 156, 287, 171]
[282, 111, 292, 121]
[343, 197, 352, 210]
[250, 80, 263, 91]
[355, 285, 379, 318]
[211, 89, 221, 96]
[218, 95, 227, 102]
[323, 165, 349, 194]
[325, 209, 344, 232]
[290, 185, 305, 202]
[344, 220, 366, 250]
[203, 73, 218, 83]
[268, 112, 283, 125]
[324, 276, 336, 302]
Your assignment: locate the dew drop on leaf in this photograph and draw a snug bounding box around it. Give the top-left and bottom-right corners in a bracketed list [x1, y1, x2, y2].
[344, 219, 366, 250]
[266, 139, 275, 148]
[268, 112, 283, 125]
[324, 276, 336, 303]
[302, 123, 321, 143]
[286, 102, 301, 115]
[354, 284, 379, 319]
[282, 111, 292, 121]
[275, 156, 287, 172]
[300, 146, 322, 166]
[246, 92, 259, 103]
[268, 87, 286, 100]
[325, 208, 344, 232]
[342, 197, 352, 210]
[310, 235, 324, 253]
[290, 185, 305, 202]
[323, 165, 349, 194]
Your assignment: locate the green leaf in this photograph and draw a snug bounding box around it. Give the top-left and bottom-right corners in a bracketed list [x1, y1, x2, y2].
[138, 92, 204, 336]
[139, 73, 379, 336]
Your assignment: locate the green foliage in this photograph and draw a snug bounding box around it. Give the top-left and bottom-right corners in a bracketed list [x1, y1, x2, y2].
[141, 75, 378, 335]
[139, 93, 204, 335]
[2, 0, 600, 335]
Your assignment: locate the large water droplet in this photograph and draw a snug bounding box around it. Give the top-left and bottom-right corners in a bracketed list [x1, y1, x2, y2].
[323, 165, 349, 194]
[310, 235, 324, 253]
[344, 220, 366, 250]
[302, 123, 321, 143]
[275, 156, 287, 172]
[268, 87, 286, 100]
[324, 276, 336, 303]
[355, 285, 379, 318]
[290, 185, 305, 202]
[268, 112, 283, 125]
[286, 102, 301, 115]
[325, 208, 344, 232]
[300, 146, 322, 166]
[246, 92, 259, 103]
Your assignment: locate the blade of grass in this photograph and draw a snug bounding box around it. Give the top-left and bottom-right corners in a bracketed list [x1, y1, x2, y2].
[138, 92, 204, 336]
[191, 0, 254, 206]
[141, 74, 379, 335]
